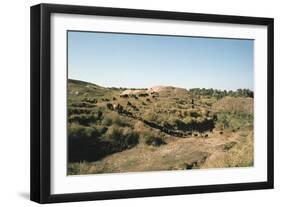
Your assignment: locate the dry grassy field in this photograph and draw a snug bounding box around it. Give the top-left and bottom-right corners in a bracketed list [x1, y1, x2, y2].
[67, 79, 254, 175]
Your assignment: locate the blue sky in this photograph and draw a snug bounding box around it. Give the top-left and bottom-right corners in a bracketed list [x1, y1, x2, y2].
[68, 31, 253, 90]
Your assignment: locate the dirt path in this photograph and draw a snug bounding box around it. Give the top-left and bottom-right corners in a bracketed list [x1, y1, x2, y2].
[85, 131, 240, 174]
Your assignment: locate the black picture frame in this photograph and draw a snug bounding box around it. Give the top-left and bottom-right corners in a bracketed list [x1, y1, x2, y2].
[30, 3, 274, 204]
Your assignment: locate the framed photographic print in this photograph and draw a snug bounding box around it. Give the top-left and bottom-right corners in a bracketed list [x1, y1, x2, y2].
[30, 3, 274, 203]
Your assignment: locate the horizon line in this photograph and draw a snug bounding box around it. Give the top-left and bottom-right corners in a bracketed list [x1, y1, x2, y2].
[68, 78, 254, 92]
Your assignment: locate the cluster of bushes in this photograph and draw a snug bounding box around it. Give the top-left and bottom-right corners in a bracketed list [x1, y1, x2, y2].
[82, 97, 97, 104]
[143, 108, 216, 134]
[68, 123, 103, 162]
[144, 134, 166, 146]
[102, 125, 139, 148]
[70, 101, 96, 108]
[68, 106, 140, 162]
[68, 113, 100, 126]
[68, 107, 92, 116]
[102, 112, 130, 127]
[68, 124, 100, 140]
[215, 112, 253, 132]
[168, 116, 215, 133]
[189, 88, 254, 98]
[68, 125, 139, 162]
[143, 111, 161, 123]
[133, 121, 166, 147]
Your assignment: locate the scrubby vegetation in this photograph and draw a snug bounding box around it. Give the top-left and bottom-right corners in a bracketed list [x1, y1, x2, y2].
[189, 88, 254, 98]
[67, 79, 254, 174]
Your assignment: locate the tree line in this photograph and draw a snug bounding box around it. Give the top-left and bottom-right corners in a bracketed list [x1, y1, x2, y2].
[188, 88, 254, 98]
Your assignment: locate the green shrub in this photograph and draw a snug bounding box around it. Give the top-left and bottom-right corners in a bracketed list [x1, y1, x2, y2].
[167, 116, 215, 133]
[104, 125, 123, 141]
[143, 112, 159, 122]
[103, 125, 139, 148]
[96, 125, 108, 134]
[144, 133, 166, 146]
[70, 102, 96, 108]
[68, 114, 99, 125]
[101, 112, 130, 127]
[183, 116, 193, 124]
[122, 127, 139, 147]
[162, 120, 173, 129]
[68, 107, 92, 116]
[68, 124, 100, 139]
[189, 110, 201, 118]
[215, 112, 253, 131]
[167, 117, 180, 128]
[67, 161, 91, 175]
[101, 114, 114, 126]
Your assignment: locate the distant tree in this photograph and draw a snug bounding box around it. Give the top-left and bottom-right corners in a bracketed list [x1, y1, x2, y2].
[188, 88, 253, 98]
